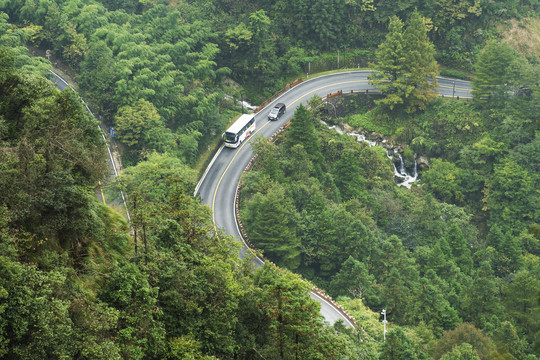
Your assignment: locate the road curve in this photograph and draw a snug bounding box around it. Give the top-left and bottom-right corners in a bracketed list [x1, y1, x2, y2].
[198, 71, 472, 327]
[48, 70, 131, 221]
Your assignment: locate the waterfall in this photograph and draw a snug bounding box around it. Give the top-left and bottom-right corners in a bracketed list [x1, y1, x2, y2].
[350, 131, 377, 147]
[387, 151, 405, 179]
[321, 120, 344, 134]
[401, 158, 418, 188]
[387, 150, 419, 188]
[322, 121, 420, 188]
[398, 153, 406, 175]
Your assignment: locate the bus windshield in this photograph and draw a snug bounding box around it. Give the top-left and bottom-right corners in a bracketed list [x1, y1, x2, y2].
[224, 132, 237, 142]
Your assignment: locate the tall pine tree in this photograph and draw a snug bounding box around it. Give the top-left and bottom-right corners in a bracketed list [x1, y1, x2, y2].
[286, 104, 323, 167]
[369, 16, 406, 110]
[370, 10, 439, 113]
[244, 184, 302, 270]
[402, 10, 439, 112]
[472, 40, 516, 107]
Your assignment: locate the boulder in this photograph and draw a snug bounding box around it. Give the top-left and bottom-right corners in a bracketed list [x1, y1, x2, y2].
[417, 156, 430, 171]
[342, 123, 354, 133]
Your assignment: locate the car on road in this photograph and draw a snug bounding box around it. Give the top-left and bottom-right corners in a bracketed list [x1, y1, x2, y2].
[268, 103, 286, 121]
[517, 86, 532, 96]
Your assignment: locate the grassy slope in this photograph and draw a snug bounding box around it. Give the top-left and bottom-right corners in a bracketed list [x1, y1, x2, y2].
[500, 17, 540, 62]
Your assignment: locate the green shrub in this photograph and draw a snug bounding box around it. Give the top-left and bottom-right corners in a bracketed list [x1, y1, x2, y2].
[403, 146, 415, 164]
[346, 111, 393, 136]
[439, 68, 469, 80]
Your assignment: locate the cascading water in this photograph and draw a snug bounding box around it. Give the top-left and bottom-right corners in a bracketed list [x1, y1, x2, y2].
[349, 131, 377, 147]
[387, 149, 418, 188]
[321, 121, 420, 188]
[399, 153, 406, 175]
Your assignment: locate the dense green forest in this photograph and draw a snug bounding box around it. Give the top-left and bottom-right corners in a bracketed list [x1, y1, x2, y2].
[240, 93, 539, 357]
[1, 0, 539, 162]
[0, 48, 364, 358]
[238, 14, 540, 360]
[0, 0, 539, 358]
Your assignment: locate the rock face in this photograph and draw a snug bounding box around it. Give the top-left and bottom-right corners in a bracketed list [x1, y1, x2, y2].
[417, 156, 430, 172]
[341, 123, 354, 133]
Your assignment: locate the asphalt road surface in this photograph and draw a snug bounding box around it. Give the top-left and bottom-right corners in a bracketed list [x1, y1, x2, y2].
[196, 71, 472, 328]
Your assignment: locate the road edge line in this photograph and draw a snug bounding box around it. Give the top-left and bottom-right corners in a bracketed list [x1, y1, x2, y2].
[194, 144, 225, 197]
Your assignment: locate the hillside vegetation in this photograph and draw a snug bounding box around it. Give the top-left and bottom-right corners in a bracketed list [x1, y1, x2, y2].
[0, 0, 539, 359]
[501, 18, 540, 62]
[0, 48, 368, 358]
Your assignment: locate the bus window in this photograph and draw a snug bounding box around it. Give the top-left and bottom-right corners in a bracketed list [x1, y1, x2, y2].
[224, 132, 237, 143]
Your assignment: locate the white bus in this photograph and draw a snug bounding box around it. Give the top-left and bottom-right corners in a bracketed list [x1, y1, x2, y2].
[223, 114, 255, 148]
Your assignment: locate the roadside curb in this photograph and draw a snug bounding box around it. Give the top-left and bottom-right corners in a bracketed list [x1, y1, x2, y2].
[194, 144, 225, 197]
[234, 123, 359, 330]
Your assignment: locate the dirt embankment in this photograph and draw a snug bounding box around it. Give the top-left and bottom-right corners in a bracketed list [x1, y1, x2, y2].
[500, 18, 540, 62]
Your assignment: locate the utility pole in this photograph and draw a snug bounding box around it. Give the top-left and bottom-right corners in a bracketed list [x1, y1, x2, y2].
[337, 50, 340, 69]
[381, 309, 387, 341]
[241, 91, 244, 114]
[452, 80, 455, 98]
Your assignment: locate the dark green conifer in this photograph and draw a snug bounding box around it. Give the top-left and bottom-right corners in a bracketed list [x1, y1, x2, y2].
[370, 10, 439, 113]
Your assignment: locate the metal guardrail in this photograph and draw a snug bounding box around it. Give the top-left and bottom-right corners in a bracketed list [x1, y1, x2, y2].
[254, 78, 303, 114]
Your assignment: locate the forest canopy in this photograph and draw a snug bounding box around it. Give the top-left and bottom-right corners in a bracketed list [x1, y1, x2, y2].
[0, 0, 539, 358]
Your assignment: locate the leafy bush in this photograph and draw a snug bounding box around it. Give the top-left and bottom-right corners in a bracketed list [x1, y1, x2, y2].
[345, 110, 393, 136]
[440, 68, 469, 80]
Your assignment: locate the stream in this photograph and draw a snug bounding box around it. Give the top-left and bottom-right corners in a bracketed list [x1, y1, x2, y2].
[325, 122, 420, 188]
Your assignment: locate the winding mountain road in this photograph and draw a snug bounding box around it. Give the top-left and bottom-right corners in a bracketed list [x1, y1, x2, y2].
[196, 71, 472, 328]
[49, 70, 131, 220]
